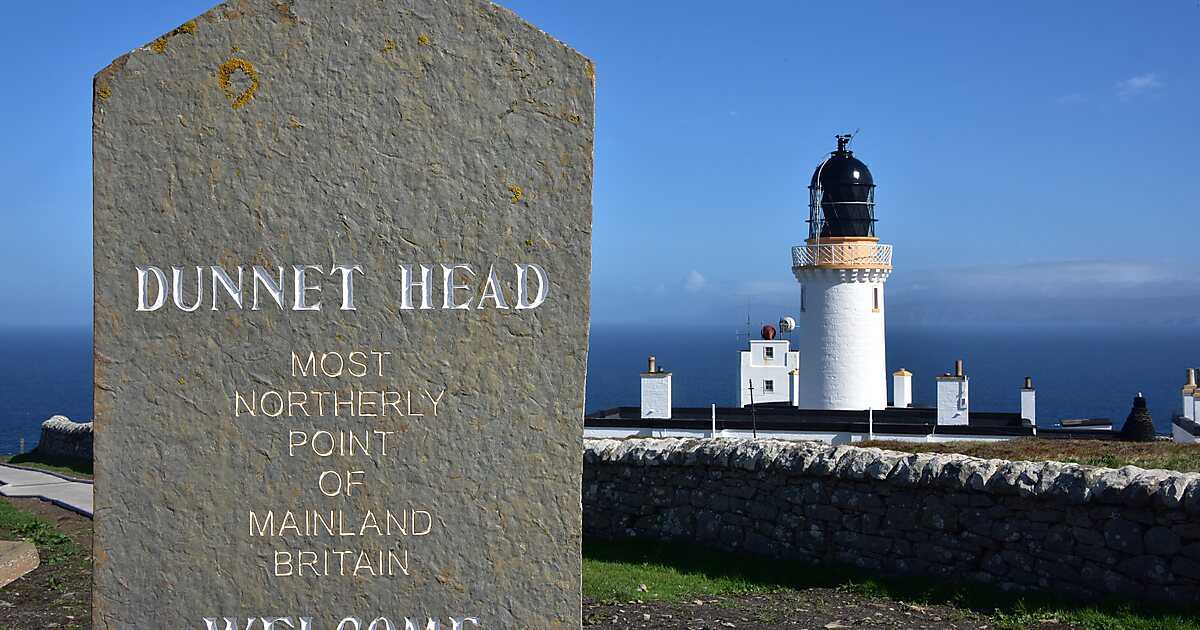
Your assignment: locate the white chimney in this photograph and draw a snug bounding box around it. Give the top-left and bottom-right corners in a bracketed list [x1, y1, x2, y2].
[788, 368, 800, 407]
[640, 356, 672, 419]
[1021, 376, 1036, 426]
[1183, 369, 1196, 421]
[936, 360, 969, 426]
[893, 368, 912, 408]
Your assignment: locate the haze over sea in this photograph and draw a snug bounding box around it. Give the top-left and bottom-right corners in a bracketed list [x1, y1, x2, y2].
[0, 322, 1189, 455]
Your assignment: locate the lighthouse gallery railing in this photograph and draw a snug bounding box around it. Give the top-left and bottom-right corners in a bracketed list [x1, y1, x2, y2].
[792, 243, 892, 268]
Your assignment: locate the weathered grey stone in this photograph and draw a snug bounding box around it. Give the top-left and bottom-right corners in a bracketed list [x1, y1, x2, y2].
[1121, 469, 1172, 506]
[94, 2, 593, 627]
[864, 451, 901, 480]
[1183, 477, 1200, 513]
[809, 445, 854, 477]
[1154, 472, 1196, 508]
[1093, 466, 1140, 504]
[1171, 556, 1200, 581]
[1104, 518, 1144, 554]
[965, 459, 1003, 491]
[1144, 526, 1182, 555]
[1117, 555, 1170, 584]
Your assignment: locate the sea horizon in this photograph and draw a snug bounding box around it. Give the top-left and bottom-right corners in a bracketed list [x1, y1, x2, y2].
[0, 320, 1195, 455]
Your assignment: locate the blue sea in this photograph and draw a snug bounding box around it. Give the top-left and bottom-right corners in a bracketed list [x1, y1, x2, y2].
[0, 323, 1195, 454]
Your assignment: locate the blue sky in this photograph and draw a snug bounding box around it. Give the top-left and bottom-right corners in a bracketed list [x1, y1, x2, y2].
[1, 1, 1198, 328]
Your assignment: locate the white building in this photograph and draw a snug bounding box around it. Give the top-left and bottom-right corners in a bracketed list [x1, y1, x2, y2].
[737, 332, 799, 407]
[792, 135, 891, 410]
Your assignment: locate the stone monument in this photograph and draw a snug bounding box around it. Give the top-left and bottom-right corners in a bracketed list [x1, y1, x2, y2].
[93, 1, 593, 627]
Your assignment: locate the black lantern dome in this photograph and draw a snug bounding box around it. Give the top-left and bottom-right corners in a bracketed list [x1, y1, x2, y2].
[808, 135, 876, 240]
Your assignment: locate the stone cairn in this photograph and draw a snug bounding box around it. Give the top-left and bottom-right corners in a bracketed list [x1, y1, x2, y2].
[1120, 394, 1158, 442]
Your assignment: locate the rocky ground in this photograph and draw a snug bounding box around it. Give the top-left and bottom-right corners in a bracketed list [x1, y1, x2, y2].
[584, 592, 1079, 630]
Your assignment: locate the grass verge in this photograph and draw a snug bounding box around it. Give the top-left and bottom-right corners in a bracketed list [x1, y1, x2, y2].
[0, 497, 92, 630]
[583, 538, 1200, 630]
[0, 498, 85, 562]
[857, 437, 1200, 473]
[1, 452, 93, 479]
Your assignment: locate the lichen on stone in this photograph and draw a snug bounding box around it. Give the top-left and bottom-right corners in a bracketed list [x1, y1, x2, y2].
[418, 34, 431, 46]
[98, 86, 111, 100]
[383, 38, 396, 52]
[150, 38, 169, 53]
[508, 185, 523, 203]
[217, 58, 260, 109]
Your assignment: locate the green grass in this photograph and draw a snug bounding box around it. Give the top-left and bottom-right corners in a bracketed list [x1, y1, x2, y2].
[0, 499, 85, 562]
[857, 437, 1200, 473]
[583, 538, 1200, 630]
[1, 452, 93, 479]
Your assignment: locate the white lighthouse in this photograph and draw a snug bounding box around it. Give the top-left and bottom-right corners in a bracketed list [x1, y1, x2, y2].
[793, 135, 892, 410]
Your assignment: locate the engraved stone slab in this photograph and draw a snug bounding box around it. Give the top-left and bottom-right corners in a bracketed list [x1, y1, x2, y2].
[93, 1, 592, 627]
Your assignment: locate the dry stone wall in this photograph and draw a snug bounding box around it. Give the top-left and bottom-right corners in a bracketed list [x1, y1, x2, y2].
[583, 438, 1200, 605]
[36, 416, 93, 459]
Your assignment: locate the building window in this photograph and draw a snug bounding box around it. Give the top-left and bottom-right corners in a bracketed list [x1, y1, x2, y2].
[800, 286, 807, 313]
[764, 380, 774, 393]
[872, 287, 880, 312]
[764, 346, 774, 360]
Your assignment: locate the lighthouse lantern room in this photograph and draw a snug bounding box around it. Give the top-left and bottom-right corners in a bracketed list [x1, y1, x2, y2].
[793, 135, 892, 410]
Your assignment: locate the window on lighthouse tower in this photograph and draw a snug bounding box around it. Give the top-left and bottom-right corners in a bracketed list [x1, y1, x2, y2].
[872, 287, 880, 312]
[801, 286, 807, 313]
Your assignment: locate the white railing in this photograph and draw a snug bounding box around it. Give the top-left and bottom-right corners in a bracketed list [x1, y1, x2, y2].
[792, 243, 892, 268]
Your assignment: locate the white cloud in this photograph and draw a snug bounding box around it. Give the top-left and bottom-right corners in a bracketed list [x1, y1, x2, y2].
[1116, 72, 1163, 98]
[900, 260, 1194, 298]
[884, 259, 1200, 326]
[684, 269, 706, 293]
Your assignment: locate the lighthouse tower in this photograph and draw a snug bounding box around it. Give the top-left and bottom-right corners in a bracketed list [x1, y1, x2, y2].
[793, 135, 892, 410]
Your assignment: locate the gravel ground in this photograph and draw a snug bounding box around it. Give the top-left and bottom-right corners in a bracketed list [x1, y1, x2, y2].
[584, 591, 1081, 630]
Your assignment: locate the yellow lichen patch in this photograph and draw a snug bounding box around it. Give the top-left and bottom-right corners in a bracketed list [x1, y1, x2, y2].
[585, 59, 596, 82]
[217, 58, 259, 109]
[231, 45, 242, 53]
[508, 185, 523, 203]
[177, 20, 198, 35]
[150, 38, 168, 53]
[178, 377, 186, 386]
[418, 34, 430, 46]
[383, 38, 395, 52]
[561, 106, 581, 125]
[98, 86, 111, 100]
[524, 239, 534, 247]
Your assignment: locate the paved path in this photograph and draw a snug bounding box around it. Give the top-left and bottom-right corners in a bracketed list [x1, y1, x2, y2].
[0, 465, 92, 517]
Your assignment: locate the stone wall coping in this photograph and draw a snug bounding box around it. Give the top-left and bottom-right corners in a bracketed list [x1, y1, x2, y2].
[583, 437, 1200, 511]
[40, 415, 94, 434]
